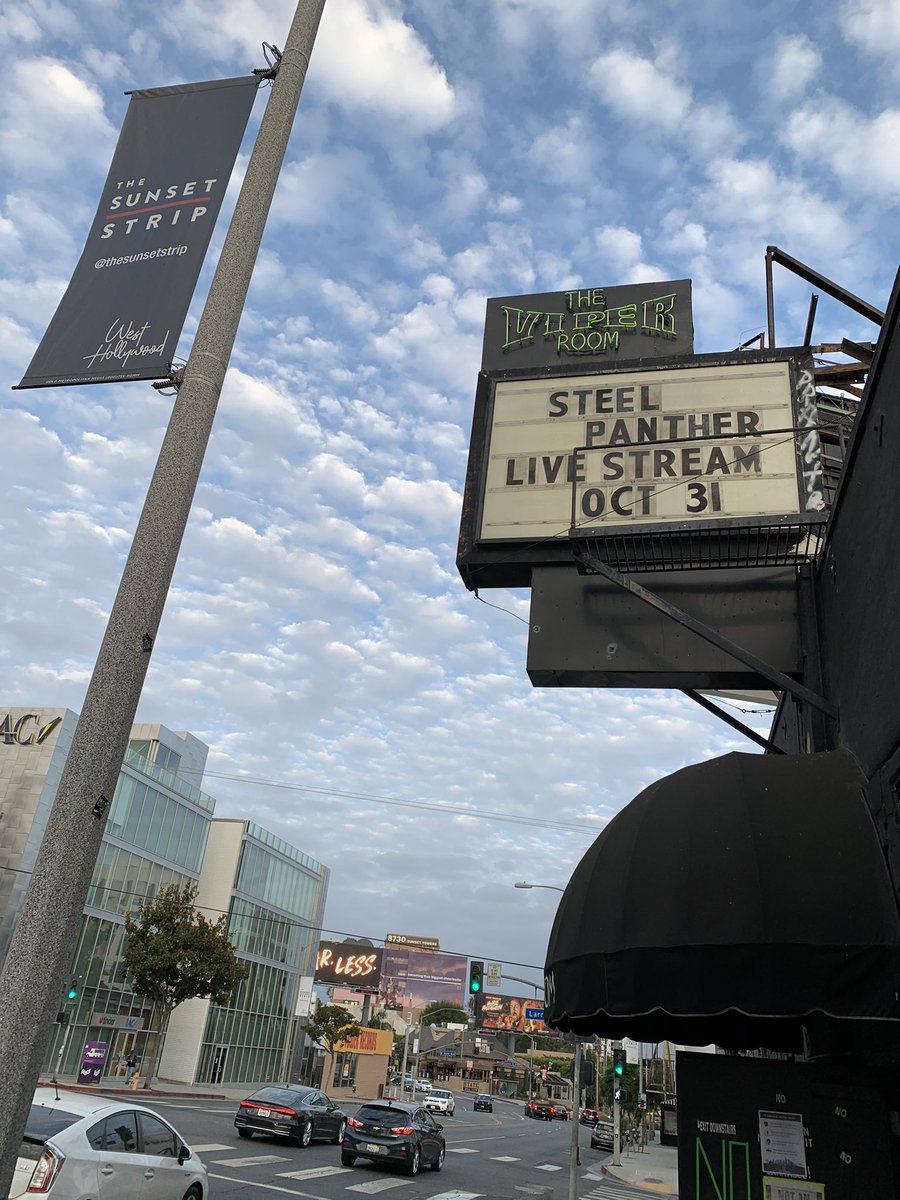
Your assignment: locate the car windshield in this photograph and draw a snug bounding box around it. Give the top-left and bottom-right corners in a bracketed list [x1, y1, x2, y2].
[431, 1091, 451, 1099]
[248, 1087, 310, 1106]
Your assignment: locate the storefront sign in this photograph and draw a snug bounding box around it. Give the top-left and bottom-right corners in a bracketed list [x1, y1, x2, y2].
[0, 713, 62, 746]
[482, 280, 693, 371]
[91, 1012, 146, 1030]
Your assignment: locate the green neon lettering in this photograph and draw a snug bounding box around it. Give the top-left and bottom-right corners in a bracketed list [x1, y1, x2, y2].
[500, 305, 543, 350]
[642, 292, 677, 337]
[696, 1139, 727, 1200]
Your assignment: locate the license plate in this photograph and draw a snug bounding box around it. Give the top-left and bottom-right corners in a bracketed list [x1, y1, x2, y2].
[257, 1108, 271, 1117]
[363, 1143, 385, 1154]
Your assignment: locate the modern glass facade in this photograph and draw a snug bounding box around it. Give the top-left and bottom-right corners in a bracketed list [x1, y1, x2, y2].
[41, 731, 213, 1077]
[191, 823, 328, 1086]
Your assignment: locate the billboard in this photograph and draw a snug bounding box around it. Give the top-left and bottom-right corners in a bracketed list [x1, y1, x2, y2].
[314, 941, 383, 993]
[18, 75, 259, 389]
[481, 280, 693, 371]
[458, 349, 825, 588]
[379, 946, 467, 1010]
[479, 994, 553, 1035]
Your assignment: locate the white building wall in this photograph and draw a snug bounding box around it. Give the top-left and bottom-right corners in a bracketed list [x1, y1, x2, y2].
[159, 820, 244, 1083]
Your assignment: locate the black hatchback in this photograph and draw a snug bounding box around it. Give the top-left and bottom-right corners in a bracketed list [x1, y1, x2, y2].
[235, 1085, 347, 1147]
[342, 1100, 445, 1176]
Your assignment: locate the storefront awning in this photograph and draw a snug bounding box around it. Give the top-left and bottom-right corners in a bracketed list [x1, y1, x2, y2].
[544, 749, 900, 1052]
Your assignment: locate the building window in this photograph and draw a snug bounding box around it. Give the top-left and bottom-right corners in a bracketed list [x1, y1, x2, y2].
[332, 1053, 358, 1089]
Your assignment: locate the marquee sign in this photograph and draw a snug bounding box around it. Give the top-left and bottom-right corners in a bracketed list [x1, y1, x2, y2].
[457, 349, 824, 589]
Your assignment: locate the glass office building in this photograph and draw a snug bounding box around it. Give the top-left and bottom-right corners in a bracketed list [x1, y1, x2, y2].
[0, 707, 329, 1085]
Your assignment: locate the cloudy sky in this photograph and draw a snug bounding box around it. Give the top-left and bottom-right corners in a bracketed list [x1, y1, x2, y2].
[1, 0, 896, 990]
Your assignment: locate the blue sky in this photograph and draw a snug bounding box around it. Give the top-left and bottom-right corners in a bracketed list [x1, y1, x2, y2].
[1, 0, 896, 982]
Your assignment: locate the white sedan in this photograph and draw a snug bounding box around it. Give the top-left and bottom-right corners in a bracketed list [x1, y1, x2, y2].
[12, 1088, 207, 1200]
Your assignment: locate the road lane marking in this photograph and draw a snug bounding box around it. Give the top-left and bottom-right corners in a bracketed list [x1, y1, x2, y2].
[189, 1143, 234, 1151]
[210, 1153, 290, 1167]
[446, 1147, 479, 1154]
[277, 1167, 352, 1180]
[428, 1193, 483, 1199]
[489, 1155, 520, 1161]
[208, 1173, 326, 1198]
[536, 1163, 564, 1170]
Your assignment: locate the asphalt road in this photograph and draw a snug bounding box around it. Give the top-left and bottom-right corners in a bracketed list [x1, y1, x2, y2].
[148, 1092, 650, 1200]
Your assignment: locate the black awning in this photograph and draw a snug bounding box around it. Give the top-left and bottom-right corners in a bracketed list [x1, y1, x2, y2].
[544, 749, 900, 1052]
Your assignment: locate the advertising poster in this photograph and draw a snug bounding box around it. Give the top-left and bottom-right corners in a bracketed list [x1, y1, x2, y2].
[379, 947, 467, 1010]
[315, 941, 383, 992]
[479, 994, 553, 1034]
[18, 75, 258, 389]
[78, 1040, 109, 1085]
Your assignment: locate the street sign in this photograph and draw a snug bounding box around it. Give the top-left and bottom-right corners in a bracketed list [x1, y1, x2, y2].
[525, 1005, 545, 1020]
[486, 961, 502, 988]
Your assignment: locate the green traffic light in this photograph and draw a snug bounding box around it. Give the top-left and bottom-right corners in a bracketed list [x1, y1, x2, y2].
[470, 980, 480, 993]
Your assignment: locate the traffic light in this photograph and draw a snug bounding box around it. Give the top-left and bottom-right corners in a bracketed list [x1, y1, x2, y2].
[613, 1047, 626, 1077]
[67, 979, 79, 1001]
[468, 961, 484, 995]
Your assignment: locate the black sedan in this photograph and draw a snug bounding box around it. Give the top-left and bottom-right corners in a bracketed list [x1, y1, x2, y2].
[342, 1100, 445, 1176]
[473, 1094, 493, 1112]
[235, 1085, 347, 1147]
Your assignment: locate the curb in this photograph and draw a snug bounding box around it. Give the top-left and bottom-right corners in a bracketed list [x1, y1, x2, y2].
[601, 1161, 677, 1195]
[39, 1081, 228, 1101]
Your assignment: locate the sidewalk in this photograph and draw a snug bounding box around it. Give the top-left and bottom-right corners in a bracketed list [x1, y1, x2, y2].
[601, 1141, 678, 1195]
[38, 1075, 240, 1101]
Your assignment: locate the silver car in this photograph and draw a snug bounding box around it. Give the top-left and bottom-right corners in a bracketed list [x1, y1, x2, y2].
[12, 1088, 207, 1200]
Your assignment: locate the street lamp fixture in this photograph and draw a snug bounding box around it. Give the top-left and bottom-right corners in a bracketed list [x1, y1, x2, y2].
[514, 881, 565, 892]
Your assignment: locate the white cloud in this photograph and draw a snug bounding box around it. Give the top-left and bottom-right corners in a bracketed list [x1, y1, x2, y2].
[781, 96, 900, 199]
[588, 46, 693, 132]
[765, 34, 823, 101]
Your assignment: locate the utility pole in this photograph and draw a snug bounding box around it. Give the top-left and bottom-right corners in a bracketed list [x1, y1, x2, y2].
[612, 1041, 622, 1167]
[0, 2, 326, 1189]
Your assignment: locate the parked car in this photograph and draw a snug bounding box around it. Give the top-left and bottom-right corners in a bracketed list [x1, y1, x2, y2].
[424, 1089, 455, 1116]
[413, 1079, 433, 1092]
[473, 1094, 493, 1112]
[549, 1102, 570, 1121]
[234, 1085, 347, 1147]
[13, 1087, 207, 1200]
[580, 1107, 600, 1126]
[525, 1098, 554, 1119]
[591, 1119, 615, 1151]
[342, 1100, 445, 1176]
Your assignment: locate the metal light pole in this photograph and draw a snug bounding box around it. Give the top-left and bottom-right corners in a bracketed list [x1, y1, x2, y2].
[0, 1, 326, 1188]
[568, 1039, 582, 1200]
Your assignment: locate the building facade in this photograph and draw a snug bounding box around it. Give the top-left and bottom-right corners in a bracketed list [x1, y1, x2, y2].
[0, 707, 329, 1085]
[160, 819, 329, 1085]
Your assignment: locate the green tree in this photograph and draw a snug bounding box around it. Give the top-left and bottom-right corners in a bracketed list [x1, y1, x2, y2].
[305, 1004, 361, 1055]
[419, 1000, 471, 1026]
[123, 881, 249, 1087]
[366, 1009, 394, 1030]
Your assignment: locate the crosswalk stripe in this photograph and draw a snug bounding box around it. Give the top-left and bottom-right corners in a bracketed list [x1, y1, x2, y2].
[447, 1147, 479, 1154]
[276, 1166, 352, 1180]
[210, 1155, 290, 1167]
[535, 1162, 564, 1171]
[190, 1143, 233, 1152]
[427, 1192, 483, 1199]
[345, 1178, 413, 1193]
[489, 1155, 520, 1162]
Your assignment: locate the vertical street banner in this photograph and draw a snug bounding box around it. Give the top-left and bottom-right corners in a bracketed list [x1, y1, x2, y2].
[17, 75, 259, 389]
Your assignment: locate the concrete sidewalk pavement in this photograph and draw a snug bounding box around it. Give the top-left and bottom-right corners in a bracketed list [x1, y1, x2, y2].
[601, 1140, 678, 1195]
